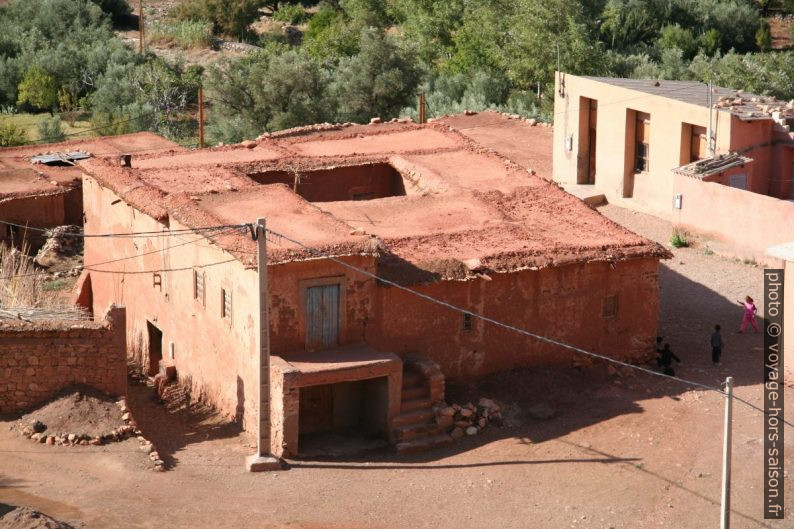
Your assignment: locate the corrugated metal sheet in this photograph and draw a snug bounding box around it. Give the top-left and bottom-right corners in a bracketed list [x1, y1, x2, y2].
[306, 284, 339, 350]
[30, 151, 91, 165]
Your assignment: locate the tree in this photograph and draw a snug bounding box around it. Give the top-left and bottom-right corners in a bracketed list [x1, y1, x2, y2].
[330, 28, 421, 123]
[756, 21, 772, 51]
[174, 0, 266, 39]
[657, 24, 698, 59]
[90, 0, 132, 22]
[17, 67, 58, 113]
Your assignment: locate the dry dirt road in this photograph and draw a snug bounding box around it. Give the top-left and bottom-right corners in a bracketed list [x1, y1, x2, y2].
[1, 205, 792, 529]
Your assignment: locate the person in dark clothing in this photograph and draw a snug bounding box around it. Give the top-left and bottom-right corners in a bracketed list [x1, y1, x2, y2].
[657, 343, 681, 372]
[710, 325, 724, 366]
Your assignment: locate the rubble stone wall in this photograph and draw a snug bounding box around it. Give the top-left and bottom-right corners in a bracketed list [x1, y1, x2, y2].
[0, 306, 127, 414]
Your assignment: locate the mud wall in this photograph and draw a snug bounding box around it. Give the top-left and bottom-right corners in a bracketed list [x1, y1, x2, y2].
[0, 192, 67, 248]
[370, 258, 660, 381]
[0, 306, 127, 414]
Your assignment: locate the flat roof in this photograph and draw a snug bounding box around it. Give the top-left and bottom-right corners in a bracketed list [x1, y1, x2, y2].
[0, 132, 183, 197]
[580, 76, 792, 121]
[79, 121, 668, 280]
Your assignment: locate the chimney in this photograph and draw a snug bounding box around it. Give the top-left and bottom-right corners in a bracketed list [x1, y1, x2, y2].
[119, 154, 132, 168]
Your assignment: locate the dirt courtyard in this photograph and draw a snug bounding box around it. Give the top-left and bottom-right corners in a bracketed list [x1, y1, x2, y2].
[1, 205, 792, 529]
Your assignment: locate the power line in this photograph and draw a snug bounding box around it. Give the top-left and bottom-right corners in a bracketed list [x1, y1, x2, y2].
[262, 226, 792, 427]
[0, 220, 247, 239]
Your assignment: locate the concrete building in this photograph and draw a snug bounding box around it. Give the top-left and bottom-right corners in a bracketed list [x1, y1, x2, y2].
[0, 133, 180, 249]
[553, 74, 794, 259]
[74, 121, 668, 456]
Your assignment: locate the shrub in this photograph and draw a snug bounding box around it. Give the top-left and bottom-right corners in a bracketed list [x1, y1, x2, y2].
[37, 116, 66, 143]
[272, 4, 308, 25]
[670, 228, 689, 248]
[173, 0, 266, 39]
[149, 20, 214, 49]
[0, 120, 27, 146]
[90, 0, 132, 22]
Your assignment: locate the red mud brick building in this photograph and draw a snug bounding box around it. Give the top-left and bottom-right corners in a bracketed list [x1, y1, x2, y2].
[75, 121, 668, 456]
[0, 133, 179, 248]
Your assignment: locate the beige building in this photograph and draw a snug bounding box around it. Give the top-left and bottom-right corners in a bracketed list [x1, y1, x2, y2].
[553, 74, 794, 260]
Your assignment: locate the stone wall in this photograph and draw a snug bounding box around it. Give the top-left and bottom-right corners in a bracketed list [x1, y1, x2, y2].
[0, 306, 127, 414]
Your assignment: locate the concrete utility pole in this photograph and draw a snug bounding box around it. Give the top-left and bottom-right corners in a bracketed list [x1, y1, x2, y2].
[138, 0, 145, 54]
[720, 376, 734, 529]
[198, 86, 205, 149]
[418, 93, 426, 124]
[707, 82, 715, 157]
[246, 218, 282, 472]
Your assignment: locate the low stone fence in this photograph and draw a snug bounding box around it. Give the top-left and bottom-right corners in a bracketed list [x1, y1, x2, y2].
[0, 305, 127, 414]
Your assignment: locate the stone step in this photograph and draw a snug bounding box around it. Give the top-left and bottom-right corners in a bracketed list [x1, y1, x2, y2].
[393, 421, 444, 442]
[400, 398, 432, 413]
[395, 434, 454, 454]
[391, 408, 435, 427]
[402, 370, 425, 389]
[401, 386, 429, 402]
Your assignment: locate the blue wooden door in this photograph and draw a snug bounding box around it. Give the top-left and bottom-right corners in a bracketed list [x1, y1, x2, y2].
[305, 284, 340, 350]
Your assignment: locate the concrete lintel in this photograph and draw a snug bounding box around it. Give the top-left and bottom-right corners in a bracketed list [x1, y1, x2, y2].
[245, 454, 286, 472]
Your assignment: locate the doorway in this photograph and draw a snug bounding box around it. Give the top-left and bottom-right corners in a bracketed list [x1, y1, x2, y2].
[305, 283, 340, 351]
[146, 321, 163, 376]
[587, 99, 597, 184]
[578, 97, 598, 185]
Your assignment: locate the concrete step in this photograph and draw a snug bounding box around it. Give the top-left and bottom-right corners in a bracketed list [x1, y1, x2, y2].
[400, 398, 432, 413]
[401, 386, 429, 402]
[393, 421, 444, 442]
[395, 434, 454, 454]
[402, 370, 425, 389]
[391, 408, 435, 427]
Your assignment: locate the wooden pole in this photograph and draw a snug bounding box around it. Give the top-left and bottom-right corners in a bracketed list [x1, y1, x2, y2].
[419, 93, 426, 124]
[720, 376, 733, 529]
[198, 85, 205, 149]
[138, 0, 145, 54]
[246, 218, 282, 472]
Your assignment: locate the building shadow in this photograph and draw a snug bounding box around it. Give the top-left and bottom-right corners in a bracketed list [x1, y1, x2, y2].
[124, 378, 242, 470]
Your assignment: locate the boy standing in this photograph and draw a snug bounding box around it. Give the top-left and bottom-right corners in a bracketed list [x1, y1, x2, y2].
[711, 325, 723, 366]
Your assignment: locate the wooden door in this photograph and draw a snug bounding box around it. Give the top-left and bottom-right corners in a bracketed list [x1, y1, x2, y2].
[305, 284, 340, 351]
[299, 385, 334, 434]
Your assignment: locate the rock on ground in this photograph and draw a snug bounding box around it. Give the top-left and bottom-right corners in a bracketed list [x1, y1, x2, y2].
[0, 505, 76, 529]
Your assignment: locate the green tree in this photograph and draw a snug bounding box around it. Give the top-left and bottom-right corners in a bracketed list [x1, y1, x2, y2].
[17, 67, 58, 112]
[174, 0, 266, 39]
[330, 28, 421, 123]
[756, 21, 772, 50]
[0, 120, 27, 146]
[657, 24, 698, 59]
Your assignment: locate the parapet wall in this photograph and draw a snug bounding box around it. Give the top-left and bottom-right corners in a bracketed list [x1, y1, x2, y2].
[0, 305, 127, 414]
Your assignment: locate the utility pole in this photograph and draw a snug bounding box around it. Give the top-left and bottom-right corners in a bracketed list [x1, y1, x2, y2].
[138, 0, 145, 54]
[198, 85, 205, 149]
[720, 376, 734, 529]
[246, 217, 282, 472]
[707, 82, 715, 157]
[418, 93, 426, 124]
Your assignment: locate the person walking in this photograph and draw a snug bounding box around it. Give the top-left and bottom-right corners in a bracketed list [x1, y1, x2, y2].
[737, 296, 760, 333]
[710, 325, 723, 365]
[657, 343, 681, 376]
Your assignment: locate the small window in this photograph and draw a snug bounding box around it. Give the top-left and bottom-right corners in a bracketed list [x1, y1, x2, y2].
[634, 111, 650, 173]
[463, 312, 473, 331]
[194, 270, 205, 306]
[602, 295, 618, 319]
[221, 288, 232, 321]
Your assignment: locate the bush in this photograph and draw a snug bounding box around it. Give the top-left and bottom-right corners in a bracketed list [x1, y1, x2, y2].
[0, 120, 27, 146]
[173, 0, 266, 39]
[149, 20, 214, 49]
[272, 4, 308, 25]
[670, 228, 689, 248]
[37, 116, 66, 143]
[90, 0, 132, 22]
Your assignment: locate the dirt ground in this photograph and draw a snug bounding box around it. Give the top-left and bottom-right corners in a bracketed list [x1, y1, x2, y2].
[1, 204, 792, 528]
[17, 386, 124, 440]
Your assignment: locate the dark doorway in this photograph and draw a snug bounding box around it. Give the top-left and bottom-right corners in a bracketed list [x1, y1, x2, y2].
[586, 99, 597, 184]
[146, 321, 163, 377]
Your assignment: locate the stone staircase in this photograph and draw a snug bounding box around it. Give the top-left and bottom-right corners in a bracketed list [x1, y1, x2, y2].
[392, 362, 452, 454]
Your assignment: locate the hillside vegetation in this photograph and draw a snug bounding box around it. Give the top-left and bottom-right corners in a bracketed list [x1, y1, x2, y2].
[0, 0, 792, 146]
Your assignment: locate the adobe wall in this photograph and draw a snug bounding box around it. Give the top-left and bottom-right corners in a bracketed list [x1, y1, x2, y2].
[0, 306, 127, 415]
[0, 192, 66, 248]
[370, 258, 660, 381]
[672, 173, 794, 261]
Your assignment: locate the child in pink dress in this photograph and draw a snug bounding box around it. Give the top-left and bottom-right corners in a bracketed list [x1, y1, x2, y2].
[737, 296, 759, 333]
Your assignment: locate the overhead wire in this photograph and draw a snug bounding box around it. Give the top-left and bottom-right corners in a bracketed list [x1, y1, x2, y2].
[0, 220, 247, 239]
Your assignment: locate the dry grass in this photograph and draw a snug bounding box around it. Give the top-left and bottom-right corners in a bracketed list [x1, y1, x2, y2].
[0, 242, 72, 312]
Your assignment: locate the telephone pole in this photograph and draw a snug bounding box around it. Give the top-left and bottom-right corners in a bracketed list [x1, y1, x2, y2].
[138, 0, 145, 54]
[418, 93, 426, 124]
[198, 85, 205, 149]
[720, 376, 734, 529]
[246, 218, 282, 472]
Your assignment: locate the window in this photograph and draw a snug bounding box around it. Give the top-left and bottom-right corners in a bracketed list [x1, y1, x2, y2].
[221, 288, 232, 321]
[690, 125, 707, 162]
[634, 112, 650, 173]
[194, 270, 205, 306]
[463, 312, 473, 331]
[602, 295, 618, 319]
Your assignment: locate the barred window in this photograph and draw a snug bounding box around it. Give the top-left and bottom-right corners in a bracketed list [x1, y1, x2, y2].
[602, 295, 618, 319]
[463, 312, 473, 331]
[194, 270, 205, 306]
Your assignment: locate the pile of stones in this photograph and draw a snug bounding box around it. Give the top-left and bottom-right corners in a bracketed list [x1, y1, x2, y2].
[433, 397, 504, 439]
[34, 225, 83, 269]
